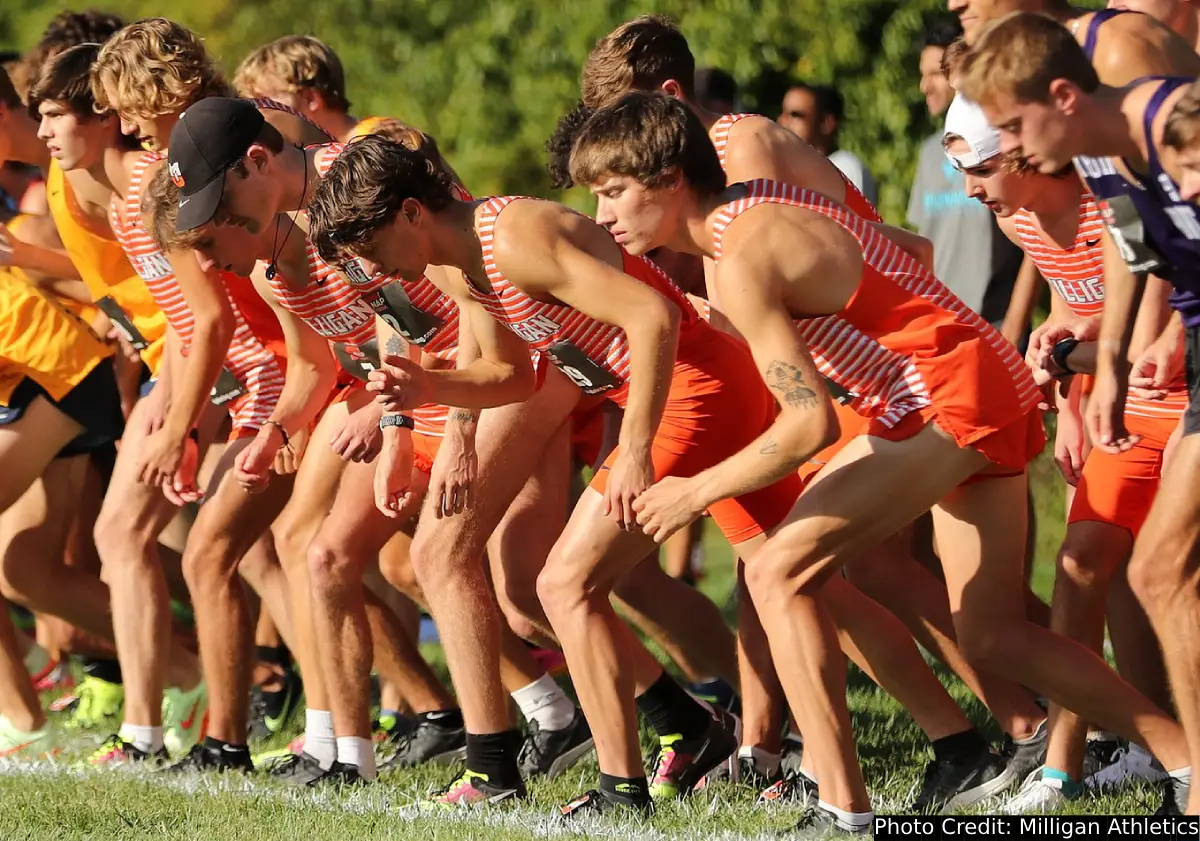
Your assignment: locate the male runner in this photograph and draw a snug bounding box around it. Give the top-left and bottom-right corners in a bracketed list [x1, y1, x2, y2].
[563, 14, 1051, 799]
[569, 90, 1195, 827]
[1109, 0, 1200, 52]
[962, 11, 1200, 813]
[942, 93, 1180, 811]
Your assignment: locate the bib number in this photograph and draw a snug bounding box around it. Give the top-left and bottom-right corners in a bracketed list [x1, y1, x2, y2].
[367, 284, 443, 347]
[544, 339, 621, 394]
[1102, 194, 1169, 275]
[210, 367, 247, 406]
[95, 297, 148, 350]
[333, 338, 382, 382]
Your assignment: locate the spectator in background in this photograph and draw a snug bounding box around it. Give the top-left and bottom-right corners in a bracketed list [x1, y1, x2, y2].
[778, 81, 879, 206]
[1109, 0, 1200, 52]
[693, 67, 737, 113]
[906, 17, 1025, 343]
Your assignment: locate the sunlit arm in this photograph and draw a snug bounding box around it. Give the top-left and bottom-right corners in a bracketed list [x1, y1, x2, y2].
[421, 294, 535, 408]
[1095, 228, 1147, 391]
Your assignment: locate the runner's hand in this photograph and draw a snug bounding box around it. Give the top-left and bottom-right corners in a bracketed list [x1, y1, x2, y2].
[1086, 366, 1139, 454]
[1053, 402, 1088, 486]
[604, 448, 655, 530]
[428, 423, 477, 518]
[374, 430, 416, 518]
[162, 435, 203, 506]
[273, 426, 307, 476]
[633, 476, 706, 544]
[331, 403, 383, 463]
[1026, 316, 1099, 372]
[138, 427, 187, 488]
[367, 352, 431, 412]
[1128, 332, 1183, 400]
[234, 425, 283, 493]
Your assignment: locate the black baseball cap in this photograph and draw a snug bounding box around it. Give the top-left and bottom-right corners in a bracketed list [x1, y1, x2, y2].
[167, 97, 265, 232]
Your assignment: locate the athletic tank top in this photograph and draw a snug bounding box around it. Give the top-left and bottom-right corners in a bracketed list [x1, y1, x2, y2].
[0, 273, 112, 404]
[470, 196, 698, 405]
[712, 180, 1040, 427]
[1076, 78, 1200, 327]
[1014, 194, 1188, 420]
[109, 152, 284, 403]
[46, 161, 166, 373]
[709, 113, 881, 223]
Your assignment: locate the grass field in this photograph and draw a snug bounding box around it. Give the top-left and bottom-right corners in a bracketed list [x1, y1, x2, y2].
[0, 443, 1162, 840]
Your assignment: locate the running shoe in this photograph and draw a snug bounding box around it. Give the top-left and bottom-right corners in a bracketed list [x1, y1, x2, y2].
[1085, 743, 1167, 790]
[910, 747, 1014, 812]
[1000, 719, 1048, 786]
[421, 769, 525, 810]
[162, 682, 208, 757]
[518, 711, 594, 780]
[697, 746, 780, 790]
[33, 660, 74, 695]
[88, 734, 168, 767]
[262, 751, 327, 785]
[1001, 771, 1078, 814]
[1082, 736, 1123, 779]
[647, 706, 740, 799]
[305, 760, 367, 787]
[0, 715, 56, 759]
[1155, 773, 1189, 815]
[792, 804, 872, 835]
[248, 669, 303, 740]
[758, 769, 819, 809]
[164, 741, 253, 774]
[59, 675, 124, 729]
[379, 714, 466, 770]
[560, 787, 653, 819]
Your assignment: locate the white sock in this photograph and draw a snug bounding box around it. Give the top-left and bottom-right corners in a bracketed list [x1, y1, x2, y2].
[818, 800, 873, 831]
[336, 735, 377, 780]
[23, 644, 49, 677]
[305, 709, 337, 770]
[737, 745, 781, 779]
[511, 674, 575, 732]
[118, 723, 164, 754]
[1169, 765, 1192, 783]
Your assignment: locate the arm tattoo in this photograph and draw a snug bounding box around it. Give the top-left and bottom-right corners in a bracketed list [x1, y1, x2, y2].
[449, 409, 477, 422]
[764, 360, 819, 409]
[759, 436, 779, 455]
[385, 333, 407, 356]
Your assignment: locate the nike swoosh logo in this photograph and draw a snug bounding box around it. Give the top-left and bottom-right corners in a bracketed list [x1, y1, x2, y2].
[180, 701, 201, 731]
[0, 740, 38, 757]
[1085, 239, 1101, 247]
[179, 198, 191, 207]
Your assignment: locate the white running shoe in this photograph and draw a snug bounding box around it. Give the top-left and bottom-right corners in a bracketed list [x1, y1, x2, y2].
[163, 682, 208, 756]
[1085, 743, 1167, 790]
[1002, 770, 1073, 814]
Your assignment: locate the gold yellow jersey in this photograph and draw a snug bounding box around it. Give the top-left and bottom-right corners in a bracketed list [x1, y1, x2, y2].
[46, 161, 166, 375]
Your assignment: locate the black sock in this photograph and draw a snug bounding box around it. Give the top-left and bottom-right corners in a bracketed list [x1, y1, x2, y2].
[255, 645, 291, 670]
[421, 708, 464, 729]
[635, 670, 712, 740]
[465, 730, 522, 785]
[599, 772, 650, 803]
[932, 728, 988, 764]
[203, 736, 249, 753]
[80, 657, 123, 685]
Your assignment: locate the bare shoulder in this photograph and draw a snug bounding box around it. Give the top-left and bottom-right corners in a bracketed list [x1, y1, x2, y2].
[724, 115, 843, 195]
[490, 198, 613, 267]
[1093, 13, 1200, 82]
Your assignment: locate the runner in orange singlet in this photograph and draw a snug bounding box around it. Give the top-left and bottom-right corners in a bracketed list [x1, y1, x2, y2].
[570, 91, 1197, 832]
[86, 24, 336, 768]
[942, 93, 1181, 810]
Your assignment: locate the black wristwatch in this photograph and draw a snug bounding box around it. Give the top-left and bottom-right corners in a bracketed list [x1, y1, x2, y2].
[1050, 338, 1080, 378]
[379, 414, 415, 431]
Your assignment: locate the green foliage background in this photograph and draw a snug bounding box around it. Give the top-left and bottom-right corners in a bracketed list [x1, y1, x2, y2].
[1, 0, 1104, 223]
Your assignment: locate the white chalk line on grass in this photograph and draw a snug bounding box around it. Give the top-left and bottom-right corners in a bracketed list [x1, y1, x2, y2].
[0, 758, 908, 840]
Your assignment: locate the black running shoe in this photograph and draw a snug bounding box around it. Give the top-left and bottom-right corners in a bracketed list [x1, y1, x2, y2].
[560, 788, 653, 820]
[647, 706, 740, 799]
[306, 760, 368, 787]
[759, 769, 819, 808]
[1154, 774, 1189, 816]
[164, 742, 254, 774]
[518, 711, 595, 780]
[262, 751, 326, 785]
[1000, 720, 1048, 787]
[789, 805, 872, 836]
[911, 748, 1014, 812]
[88, 734, 169, 767]
[380, 715, 466, 770]
[1082, 737, 1123, 779]
[779, 732, 804, 777]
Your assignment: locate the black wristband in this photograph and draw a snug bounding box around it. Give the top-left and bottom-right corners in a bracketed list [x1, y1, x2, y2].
[263, 420, 290, 447]
[379, 414, 415, 431]
[1051, 338, 1080, 378]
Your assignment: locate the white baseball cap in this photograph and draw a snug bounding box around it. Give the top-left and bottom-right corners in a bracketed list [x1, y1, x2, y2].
[942, 93, 1002, 170]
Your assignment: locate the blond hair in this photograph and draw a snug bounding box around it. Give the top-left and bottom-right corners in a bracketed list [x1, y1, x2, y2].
[1164, 79, 1200, 153]
[233, 35, 349, 111]
[92, 18, 232, 118]
[959, 12, 1099, 108]
[581, 15, 694, 110]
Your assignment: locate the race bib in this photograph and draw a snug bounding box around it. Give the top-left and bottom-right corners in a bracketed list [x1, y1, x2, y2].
[544, 339, 621, 395]
[95, 296, 148, 350]
[366, 285, 443, 347]
[1101, 194, 1169, 275]
[210, 367, 247, 406]
[333, 337, 382, 382]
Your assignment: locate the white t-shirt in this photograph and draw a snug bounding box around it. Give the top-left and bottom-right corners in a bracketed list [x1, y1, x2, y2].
[828, 149, 878, 209]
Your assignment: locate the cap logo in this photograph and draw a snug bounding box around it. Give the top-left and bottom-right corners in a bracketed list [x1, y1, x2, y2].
[169, 161, 185, 189]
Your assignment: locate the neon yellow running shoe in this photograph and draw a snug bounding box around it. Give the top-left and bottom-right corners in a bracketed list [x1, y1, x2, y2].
[62, 675, 124, 730]
[163, 682, 208, 756]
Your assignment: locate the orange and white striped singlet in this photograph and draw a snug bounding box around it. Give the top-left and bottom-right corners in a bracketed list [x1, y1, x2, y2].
[1013, 193, 1188, 422]
[713, 180, 1041, 430]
